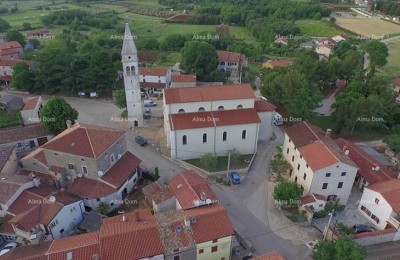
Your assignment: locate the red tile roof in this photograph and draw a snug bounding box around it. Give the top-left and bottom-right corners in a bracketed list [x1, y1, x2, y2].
[185, 204, 234, 243]
[140, 82, 165, 89]
[367, 179, 400, 213]
[0, 180, 25, 205]
[393, 77, 400, 86]
[267, 60, 290, 68]
[0, 59, 33, 67]
[0, 241, 51, 260]
[0, 41, 22, 50]
[169, 170, 218, 210]
[253, 252, 286, 260]
[23, 97, 40, 111]
[42, 123, 125, 158]
[47, 232, 100, 260]
[0, 75, 12, 81]
[300, 193, 326, 205]
[217, 50, 246, 63]
[164, 84, 255, 104]
[0, 123, 50, 145]
[274, 37, 288, 44]
[139, 67, 168, 77]
[68, 177, 116, 199]
[31, 148, 47, 165]
[169, 108, 261, 131]
[142, 181, 174, 204]
[285, 122, 357, 171]
[0, 214, 15, 234]
[335, 138, 395, 184]
[101, 151, 141, 188]
[172, 72, 196, 82]
[254, 100, 277, 112]
[138, 52, 159, 62]
[99, 209, 164, 259]
[0, 144, 14, 171]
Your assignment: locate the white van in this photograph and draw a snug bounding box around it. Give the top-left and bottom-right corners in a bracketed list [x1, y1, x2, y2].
[273, 113, 284, 126]
[144, 99, 157, 107]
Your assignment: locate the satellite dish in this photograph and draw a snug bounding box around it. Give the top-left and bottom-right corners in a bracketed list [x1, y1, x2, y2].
[206, 199, 212, 205]
[48, 196, 56, 203]
[194, 200, 200, 207]
[344, 150, 349, 155]
[375, 165, 380, 171]
[118, 154, 122, 159]
[98, 171, 104, 177]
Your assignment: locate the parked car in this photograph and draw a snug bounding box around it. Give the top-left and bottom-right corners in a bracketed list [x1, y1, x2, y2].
[353, 224, 376, 233]
[273, 113, 284, 126]
[144, 99, 157, 107]
[143, 108, 151, 119]
[135, 135, 148, 146]
[229, 171, 241, 184]
[0, 242, 17, 256]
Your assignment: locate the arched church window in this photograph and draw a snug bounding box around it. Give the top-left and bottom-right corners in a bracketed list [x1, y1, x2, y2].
[126, 66, 131, 76]
[131, 66, 136, 75]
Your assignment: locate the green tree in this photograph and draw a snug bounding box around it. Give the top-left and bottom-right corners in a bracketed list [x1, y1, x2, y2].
[335, 222, 356, 236]
[0, 18, 10, 32]
[10, 62, 35, 92]
[200, 153, 218, 171]
[384, 125, 400, 152]
[180, 41, 218, 80]
[97, 202, 109, 215]
[5, 30, 26, 46]
[28, 39, 40, 49]
[40, 97, 78, 134]
[271, 146, 288, 174]
[114, 89, 127, 110]
[312, 238, 366, 260]
[22, 22, 32, 30]
[363, 40, 389, 67]
[273, 181, 302, 207]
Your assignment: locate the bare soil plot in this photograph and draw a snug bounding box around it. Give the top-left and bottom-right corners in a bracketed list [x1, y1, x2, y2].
[336, 18, 400, 37]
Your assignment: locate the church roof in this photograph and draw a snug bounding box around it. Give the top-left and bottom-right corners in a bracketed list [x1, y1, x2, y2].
[121, 23, 137, 55]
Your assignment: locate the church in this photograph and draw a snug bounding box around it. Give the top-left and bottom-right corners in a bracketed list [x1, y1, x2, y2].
[163, 84, 277, 159]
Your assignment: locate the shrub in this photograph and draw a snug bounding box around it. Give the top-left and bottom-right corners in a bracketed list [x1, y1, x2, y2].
[200, 153, 218, 171]
[97, 202, 110, 215]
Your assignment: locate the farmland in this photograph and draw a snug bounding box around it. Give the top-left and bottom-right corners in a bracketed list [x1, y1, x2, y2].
[380, 40, 400, 78]
[296, 19, 345, 37]
[335, 17, 400, 37]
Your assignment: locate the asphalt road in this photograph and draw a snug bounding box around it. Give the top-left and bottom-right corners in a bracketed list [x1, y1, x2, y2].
[367, 241, 400, 259]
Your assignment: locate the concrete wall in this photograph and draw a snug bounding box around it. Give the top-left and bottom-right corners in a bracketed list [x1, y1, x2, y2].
[154, 196, 177, 213]
[257, 111, 275, 141]
[1, 148, 17, 174]
[21, 156, 49, 174]
[358, 188, 393, 230]
[354, 228, 397, 246]
[7, 135, 52, 151]
[196, 236, 232, 260]
[95, 136, 128, 177]
[49, 200, 85, 239]
[140, 254, 164, 260]
[168, 99, 255, 114]
[170, 81, 196, 88]
[140, 75, 166, 84]
[165, 245, 196, 260]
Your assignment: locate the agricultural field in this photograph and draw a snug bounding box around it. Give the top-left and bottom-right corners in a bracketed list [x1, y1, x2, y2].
[296, 19, 345, 37]
[380, 41, 400, 78]
[335, 17, 400, 37]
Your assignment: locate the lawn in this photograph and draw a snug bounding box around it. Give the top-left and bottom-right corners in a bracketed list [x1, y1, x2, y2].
[0, 110, 21, 129]
[379, 41, 400, 78]
[335, 17, 400, 37]
[296, 19, 345, 37]
[154, 52, 181, 67]
[185, 154, 254, 172]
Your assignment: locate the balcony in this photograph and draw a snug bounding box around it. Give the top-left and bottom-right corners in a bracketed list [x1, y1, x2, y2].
[387, 216, 400, 229]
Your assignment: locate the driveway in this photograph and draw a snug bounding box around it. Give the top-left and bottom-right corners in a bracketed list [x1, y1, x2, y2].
[314, 86, 342, 116]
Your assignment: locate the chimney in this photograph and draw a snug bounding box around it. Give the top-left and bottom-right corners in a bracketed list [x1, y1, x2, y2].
[135, 211, 140, 222]
[66, 120, 72, 129]
[184, 218, 190, 228]
[200, 192, 207, 201]
[122, 214, 126, 222]
[325, 129, 332, 138]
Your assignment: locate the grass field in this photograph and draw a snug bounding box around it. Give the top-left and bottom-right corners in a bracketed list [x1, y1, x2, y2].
[296, 19, 345, 37]
[336, 18, 400, 37]
[380, 41, 400, 78]
[0, 110, 21, 129]
[185, 154, 254, 172]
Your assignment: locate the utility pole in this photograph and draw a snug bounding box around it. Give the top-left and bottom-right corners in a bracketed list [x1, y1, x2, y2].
[323, 209, 335, 240]
[227, 152, 231, 178]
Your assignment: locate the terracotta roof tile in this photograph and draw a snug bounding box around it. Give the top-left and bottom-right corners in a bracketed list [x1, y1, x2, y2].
[164, 84, 255, 104]
[172, 72, 196, 82]
[217, 50, 246, 63]
[274, 37, 288, 44]
[0, 59, 33, 67]
[0, 41, 22, 50]
[139, 67, 168, 76]
[0, 180, 24, 205]
[169, 109, 261, 131]
[68, 177, 116, 199]
[367, 179, 400, 213]
[31, 148, 47, 165]
[47, 232, 100, 259]
[0, 123, 50, 145]
[0, 241, 51, 260]
[335, 138, 396, 184]
[253, 252, 286, 260]
[138, 52, 159, 62]
[254, 100, 277, 112]
[101, 151, 141, 188]
[185, 204, 234, 243]
[42, 123, 125, 158]
[22, 97, 40, 111]
[312, 193, 327, 201]
[299, 140, 339, 171]
[267, 60, 290, 68]
[300, 195, 316, 205]
[142, 181, 174, 204]
[169, 170, 218, 210]
[0, 145, 14, 171]
[99, 209, 164, 259]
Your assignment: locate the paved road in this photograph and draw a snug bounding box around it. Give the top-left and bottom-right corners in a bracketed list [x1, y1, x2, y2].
[314, 87, 341, 116]
[367, 241, 400, 259]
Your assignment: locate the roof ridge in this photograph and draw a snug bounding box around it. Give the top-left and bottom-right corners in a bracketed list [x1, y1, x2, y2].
[83, 126, 96, 158]
[181, 173, 201, 202]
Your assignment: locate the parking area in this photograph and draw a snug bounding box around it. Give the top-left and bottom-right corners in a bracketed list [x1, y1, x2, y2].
[312, 188, 369, 231]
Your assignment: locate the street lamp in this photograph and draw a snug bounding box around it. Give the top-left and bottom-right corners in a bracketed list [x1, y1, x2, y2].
[323, 210, 335, 240]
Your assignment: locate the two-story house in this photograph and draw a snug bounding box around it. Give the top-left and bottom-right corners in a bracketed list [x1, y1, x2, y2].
[139, 67, 168, 94]
[0, 41, 23, 60]
[217, 50, 247, 77]
[358, 179, 400, 231]
[283, 122, 359, 205]
[20, 96, 43, 125]
[20, 122, 142, 212]
[163, 84, 276, 159]
[335, 138, 396, 190]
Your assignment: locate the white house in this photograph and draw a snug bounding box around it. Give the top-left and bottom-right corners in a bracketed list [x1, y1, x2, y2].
[20, 96, 43, 125]
[139, 67, 168, 93]
[163, 84, 276, 159]
[300, 193, 327, 213]
[332, 34, 348, 43]
[358, 179, 400, 230]
[283, 122, 359, 205]
[315, 43, 334, 59]
[217, 50, 248, 77]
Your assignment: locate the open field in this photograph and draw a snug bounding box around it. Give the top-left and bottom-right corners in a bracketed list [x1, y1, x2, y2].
[335, 18, 400, 37]
[0, 110, 21, 129]
[296, 19, 345, 37]
[380, 40, 400, 78]
[185, 154, 254, 172]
